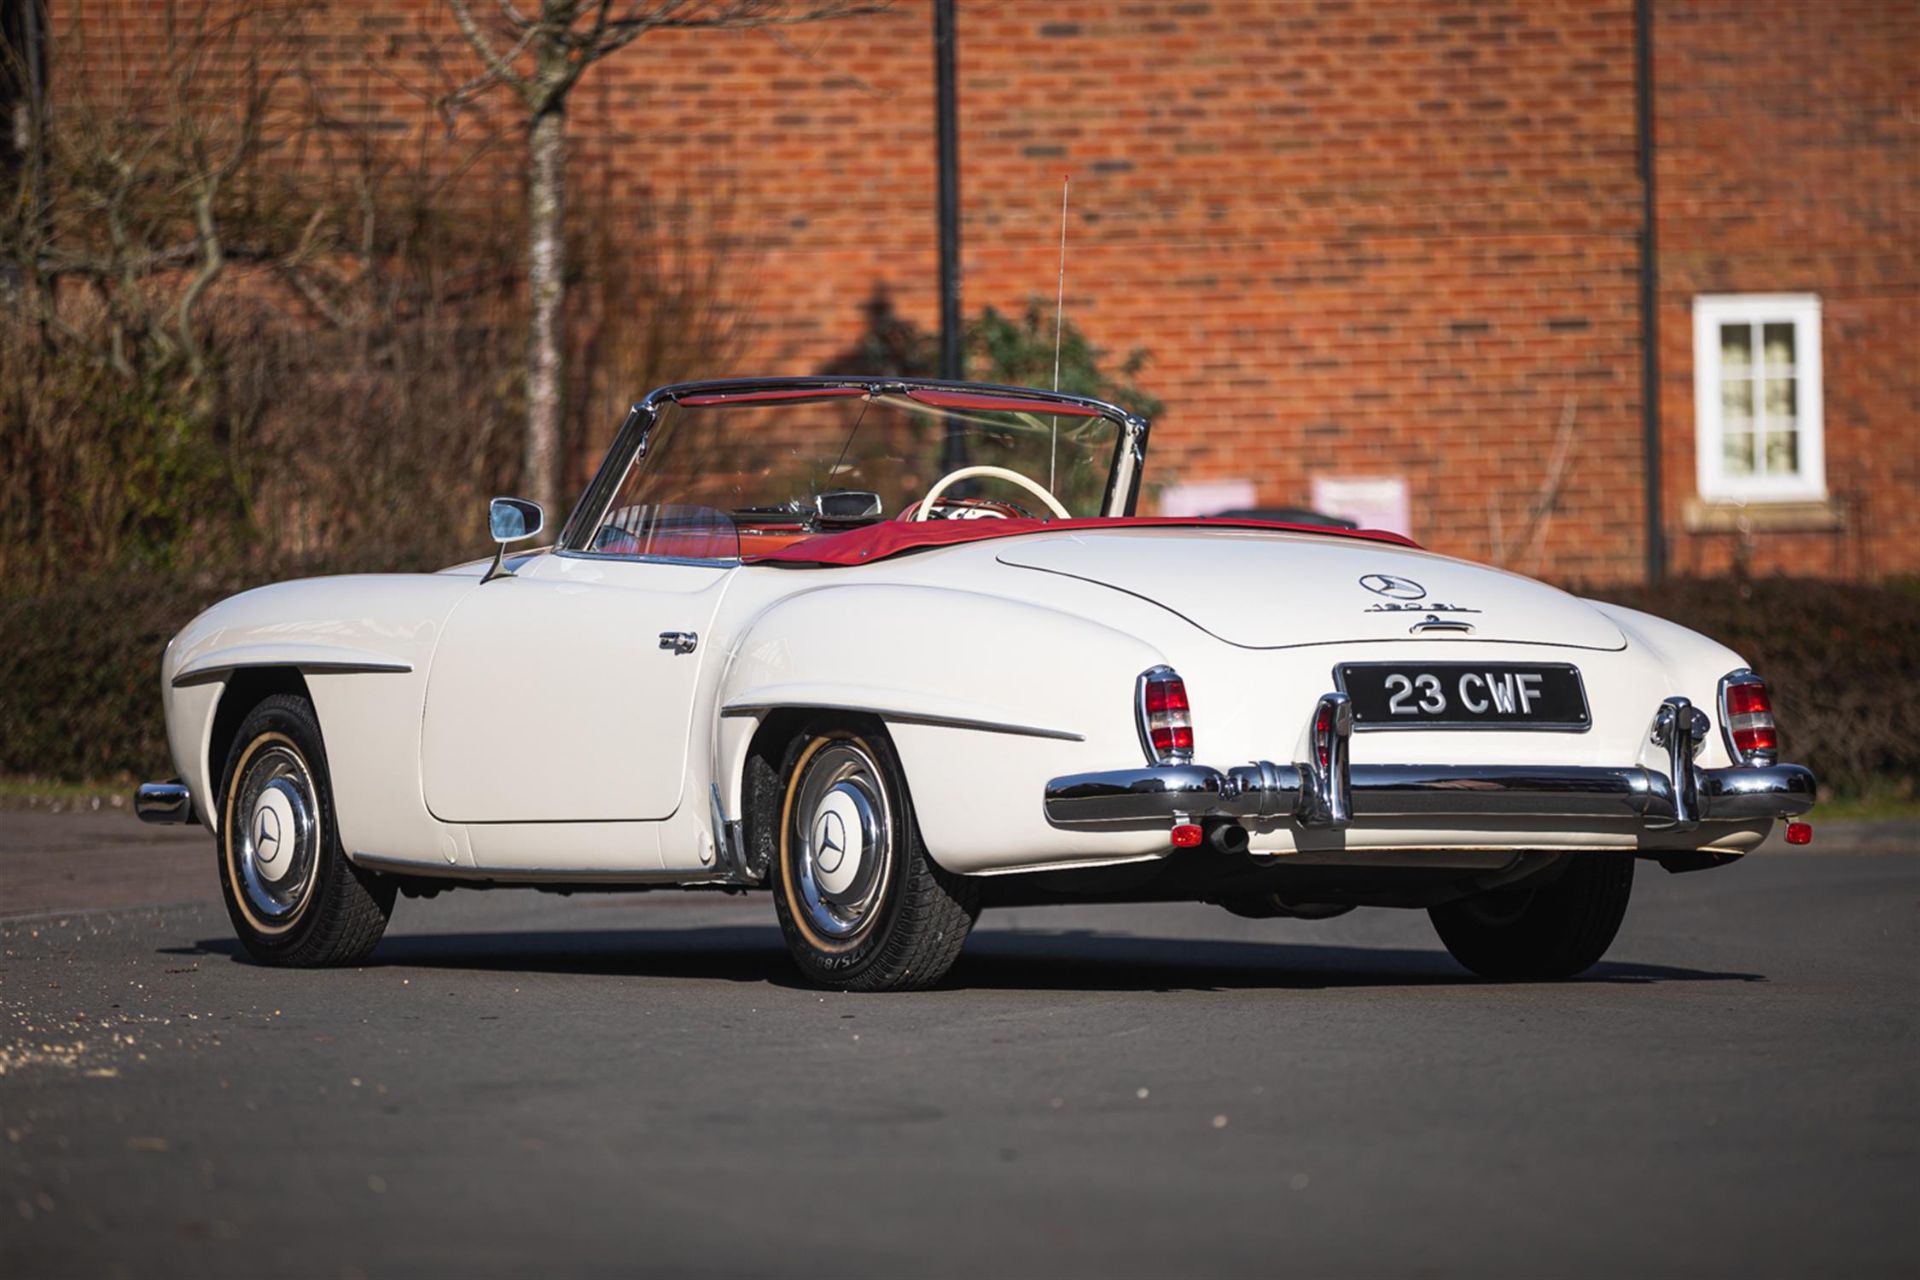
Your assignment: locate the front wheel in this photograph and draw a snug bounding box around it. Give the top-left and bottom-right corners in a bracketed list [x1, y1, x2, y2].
[216, 693, 394, 967]
[1428, 854, 1633, 980]
[768, 719, 978, 991]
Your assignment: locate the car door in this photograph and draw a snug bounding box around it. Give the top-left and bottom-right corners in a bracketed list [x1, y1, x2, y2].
[419, 550, 732, 824]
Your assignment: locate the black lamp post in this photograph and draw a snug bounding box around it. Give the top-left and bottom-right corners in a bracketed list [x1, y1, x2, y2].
[935, 0, 967, 470]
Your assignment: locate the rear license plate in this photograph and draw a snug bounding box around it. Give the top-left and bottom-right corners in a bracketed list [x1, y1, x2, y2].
[1334, 662, 1590, 731]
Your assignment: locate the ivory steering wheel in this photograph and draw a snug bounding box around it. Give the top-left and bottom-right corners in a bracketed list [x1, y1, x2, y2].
[912, 465, 1072, 522]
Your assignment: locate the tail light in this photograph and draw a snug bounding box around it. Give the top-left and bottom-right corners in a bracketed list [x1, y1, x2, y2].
[1137, 666, 1194, 764]
[1719, 670, 1778, 764]
[1313, 701, 1336, 769]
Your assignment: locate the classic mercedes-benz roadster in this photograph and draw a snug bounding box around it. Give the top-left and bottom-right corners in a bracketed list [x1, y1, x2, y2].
[139, 378, 1815, 989]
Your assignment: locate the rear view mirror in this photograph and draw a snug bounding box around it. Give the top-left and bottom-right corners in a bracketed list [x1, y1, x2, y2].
[483, 497, 545, 583]
[489, 497, 544, 544]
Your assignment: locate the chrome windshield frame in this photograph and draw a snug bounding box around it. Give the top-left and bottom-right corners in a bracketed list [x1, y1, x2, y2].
[556, 377, 1151, 554]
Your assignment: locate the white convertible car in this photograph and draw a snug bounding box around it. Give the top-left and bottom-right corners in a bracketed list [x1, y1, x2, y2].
[139, 378, 1815, 989]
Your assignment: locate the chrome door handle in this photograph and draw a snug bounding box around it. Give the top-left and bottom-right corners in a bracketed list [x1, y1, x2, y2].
[659, 631, 698, 655]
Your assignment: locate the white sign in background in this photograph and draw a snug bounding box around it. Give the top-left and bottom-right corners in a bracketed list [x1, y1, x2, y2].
[1154, 479, 1257, 518]
[1310, 476, 1411, 535]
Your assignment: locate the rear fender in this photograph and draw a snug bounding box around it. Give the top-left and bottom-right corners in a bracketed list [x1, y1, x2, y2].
[713, 583, 1172, 871]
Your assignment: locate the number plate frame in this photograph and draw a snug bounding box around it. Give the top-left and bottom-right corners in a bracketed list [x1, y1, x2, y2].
[1332, 662, 1591, 732]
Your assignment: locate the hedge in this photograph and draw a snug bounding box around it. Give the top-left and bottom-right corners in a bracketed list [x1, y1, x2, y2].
[1588, 576, 1919, 797]
[0, 574, 252, 783]
[2, 572, 1914, 797]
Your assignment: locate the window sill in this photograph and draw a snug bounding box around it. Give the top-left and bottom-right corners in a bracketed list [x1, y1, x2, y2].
[1683, 497, 1844, 534]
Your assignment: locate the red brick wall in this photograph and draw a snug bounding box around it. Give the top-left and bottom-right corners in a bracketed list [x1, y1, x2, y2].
[1653, 0, 1918, 581]
[566, 0, 1654, 582]
[44, 0, 1918, 584]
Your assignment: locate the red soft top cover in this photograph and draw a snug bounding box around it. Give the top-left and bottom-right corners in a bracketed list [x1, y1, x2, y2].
[746, 517, 1420, 567]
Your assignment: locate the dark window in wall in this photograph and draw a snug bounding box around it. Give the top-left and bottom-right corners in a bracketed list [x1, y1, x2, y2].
[0, 0, 47, 186]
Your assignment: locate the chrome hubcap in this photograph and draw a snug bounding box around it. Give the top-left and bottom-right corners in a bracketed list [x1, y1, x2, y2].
[235, 744, 320, 922]
[792, 742, 892, 940]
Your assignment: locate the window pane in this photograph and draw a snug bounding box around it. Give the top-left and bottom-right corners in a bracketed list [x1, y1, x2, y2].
[1722, 430, 1755, 476]
[1721, 378, 1754, 428]
[1764, 376, 1797, 423]
[1720, 323, 1753, 373]
[1763, 322, 1796, 374]
[1765, 430, 1800, 475]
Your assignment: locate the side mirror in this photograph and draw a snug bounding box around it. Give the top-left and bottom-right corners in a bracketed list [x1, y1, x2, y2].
[489, 496, 544, 544]
[482, 497, 545, 583]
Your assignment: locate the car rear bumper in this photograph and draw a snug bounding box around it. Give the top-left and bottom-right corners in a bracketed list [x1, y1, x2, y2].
[1044, 692, 1815, 834]
[135, 780, 195, 825]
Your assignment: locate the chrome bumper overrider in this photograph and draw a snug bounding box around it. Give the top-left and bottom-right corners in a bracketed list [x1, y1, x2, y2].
[1044, 693, 1816, 834]
[135, 780, 195, 825]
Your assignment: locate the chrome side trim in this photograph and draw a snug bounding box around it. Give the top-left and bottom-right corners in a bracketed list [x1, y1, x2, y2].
[720, 701, 1083, 742]
[172, 657, 413, 688]
[349, 851, 680, 884]
[135, 780, 194, 825]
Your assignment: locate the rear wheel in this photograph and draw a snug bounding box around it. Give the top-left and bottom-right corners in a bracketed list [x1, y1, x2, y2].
[216, 693, 394, 967]
[1428, 855, 1633, 980]
[768, 718, 978, 991]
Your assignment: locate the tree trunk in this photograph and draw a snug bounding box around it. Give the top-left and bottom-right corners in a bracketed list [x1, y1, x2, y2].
[523, 102, 567, 519]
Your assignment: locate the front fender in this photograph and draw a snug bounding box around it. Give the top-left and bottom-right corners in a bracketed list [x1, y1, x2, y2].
[163, 574, 475, 851]
[713, 583, 1175, 873]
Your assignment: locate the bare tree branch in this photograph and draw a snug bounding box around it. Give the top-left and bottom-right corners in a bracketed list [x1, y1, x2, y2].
[439, 0, 890, 513]
[447, 0, 533, 103]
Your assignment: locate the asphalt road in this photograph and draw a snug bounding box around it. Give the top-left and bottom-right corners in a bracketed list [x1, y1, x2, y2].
[1, 813, 1914, 1278]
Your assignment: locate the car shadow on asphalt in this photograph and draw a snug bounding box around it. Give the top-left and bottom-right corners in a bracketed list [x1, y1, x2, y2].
[168, 925, 1765, 992]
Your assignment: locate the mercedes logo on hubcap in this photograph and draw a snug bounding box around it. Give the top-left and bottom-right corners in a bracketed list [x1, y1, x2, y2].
[814, 809, 848, 874]
[1359, 573, 1426, 600]
[254, 806, 282, 863]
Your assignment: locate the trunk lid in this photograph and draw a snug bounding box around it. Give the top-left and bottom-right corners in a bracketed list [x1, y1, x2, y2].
[993, 527, 1626, 651]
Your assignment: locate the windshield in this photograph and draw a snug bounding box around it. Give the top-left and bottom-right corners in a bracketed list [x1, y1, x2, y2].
[578, 386, 1130, 561]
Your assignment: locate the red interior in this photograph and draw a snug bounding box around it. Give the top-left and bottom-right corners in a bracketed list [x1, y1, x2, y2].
[744, 517, 1419, 567]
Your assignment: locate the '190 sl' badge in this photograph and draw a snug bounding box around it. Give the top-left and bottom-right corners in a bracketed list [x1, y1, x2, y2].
[1358, 573, 1480, 614]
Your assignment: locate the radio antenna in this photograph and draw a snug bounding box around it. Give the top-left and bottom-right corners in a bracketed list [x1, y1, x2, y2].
[1050, 174, 1070, 491]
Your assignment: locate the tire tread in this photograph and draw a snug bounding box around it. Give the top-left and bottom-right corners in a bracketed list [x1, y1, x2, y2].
[768, 719, 977, 992]
[219, 693, 394, 968]
[1429, 854, 1633, 980]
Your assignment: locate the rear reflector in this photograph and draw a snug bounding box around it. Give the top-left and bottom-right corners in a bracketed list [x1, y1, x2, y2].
[1170, 823, 1203, 849]
[1138, 666, 1195, 764]
[1785, 822, 1813, 846]
[1721, 673, 1779, 761]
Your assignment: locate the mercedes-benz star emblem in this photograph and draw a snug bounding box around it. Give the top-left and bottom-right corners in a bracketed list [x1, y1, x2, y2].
[255, 807, 282, 863]
[1359, 573, 1426, 600]
[814, 809, 847, 873]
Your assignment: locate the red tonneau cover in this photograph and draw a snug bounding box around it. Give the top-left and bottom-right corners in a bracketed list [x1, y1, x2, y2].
[746, 517, 1419, 567]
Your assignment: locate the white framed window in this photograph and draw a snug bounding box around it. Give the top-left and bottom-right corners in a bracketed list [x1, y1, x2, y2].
[1692, 294, 1824, 503]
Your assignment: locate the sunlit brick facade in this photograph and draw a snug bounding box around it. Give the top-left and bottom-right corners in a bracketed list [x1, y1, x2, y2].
[43, 0, 1918, 583]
